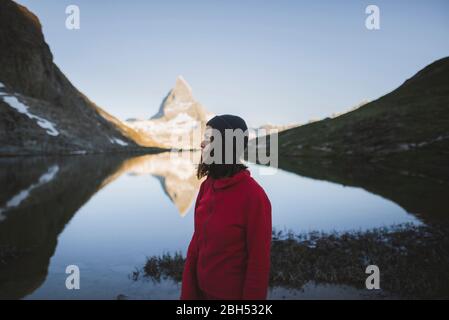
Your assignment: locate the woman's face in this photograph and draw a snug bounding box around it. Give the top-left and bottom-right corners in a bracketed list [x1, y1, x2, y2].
[201, 126, 214, 162]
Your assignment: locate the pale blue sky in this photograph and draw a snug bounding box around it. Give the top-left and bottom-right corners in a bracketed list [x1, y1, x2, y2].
[15, 0, 449, 127]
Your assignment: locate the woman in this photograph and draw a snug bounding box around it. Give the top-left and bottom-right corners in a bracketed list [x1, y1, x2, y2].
[180, 114, 272, 300]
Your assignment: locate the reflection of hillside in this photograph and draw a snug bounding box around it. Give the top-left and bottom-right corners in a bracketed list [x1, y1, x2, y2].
[275, 156, 449, 225]
[251, 57, 449, 225]
[0, 155, 128, 299]
[122, 151, 203, 216]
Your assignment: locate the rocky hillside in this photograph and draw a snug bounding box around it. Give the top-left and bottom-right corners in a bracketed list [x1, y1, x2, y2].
[0, 0, 161, 155]
[271, 57, 449, 178]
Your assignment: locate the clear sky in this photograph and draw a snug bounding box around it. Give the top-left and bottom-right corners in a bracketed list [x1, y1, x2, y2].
[14, 0, 449, 127]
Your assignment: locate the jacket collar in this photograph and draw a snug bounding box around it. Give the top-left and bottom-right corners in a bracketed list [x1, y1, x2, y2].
[210, 169, 251, 190]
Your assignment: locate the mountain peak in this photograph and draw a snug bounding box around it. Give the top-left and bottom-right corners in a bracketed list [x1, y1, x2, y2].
[174, 75, 192, 94]
[150, 76, 206, 122]
[129, 76, 211, 149]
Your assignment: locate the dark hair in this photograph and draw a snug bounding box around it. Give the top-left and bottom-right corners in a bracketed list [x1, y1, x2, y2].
[197, 162, 247, 179]
[197, 115, 248, 179]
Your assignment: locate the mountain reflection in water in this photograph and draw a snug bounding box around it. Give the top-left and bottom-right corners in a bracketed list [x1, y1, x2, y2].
[1, 152, 447, 299]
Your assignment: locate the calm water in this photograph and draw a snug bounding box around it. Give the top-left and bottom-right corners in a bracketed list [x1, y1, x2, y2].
[0, 152, 421, 299]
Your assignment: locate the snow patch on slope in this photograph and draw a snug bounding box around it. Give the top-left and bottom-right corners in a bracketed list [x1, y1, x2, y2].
[1, 94, 59, 136]
[110, 137, 128, 146]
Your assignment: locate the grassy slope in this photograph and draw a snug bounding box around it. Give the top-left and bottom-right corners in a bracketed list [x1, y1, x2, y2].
[278, 57, 449, 166]
[257, 57, 449, 223]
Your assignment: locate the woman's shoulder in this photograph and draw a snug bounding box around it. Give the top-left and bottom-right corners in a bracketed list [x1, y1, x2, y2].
[241, 172, 270, 202]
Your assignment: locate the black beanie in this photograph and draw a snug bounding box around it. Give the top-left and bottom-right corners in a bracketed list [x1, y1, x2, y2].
[206, 114, 248, 163]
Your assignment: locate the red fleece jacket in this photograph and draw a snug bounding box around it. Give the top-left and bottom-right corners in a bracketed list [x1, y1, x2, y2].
[180, 169, 272, 300]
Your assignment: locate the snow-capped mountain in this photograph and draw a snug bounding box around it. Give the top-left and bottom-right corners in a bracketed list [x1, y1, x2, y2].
[127, 76, 214, 149]
[152, 76, 207, 122]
